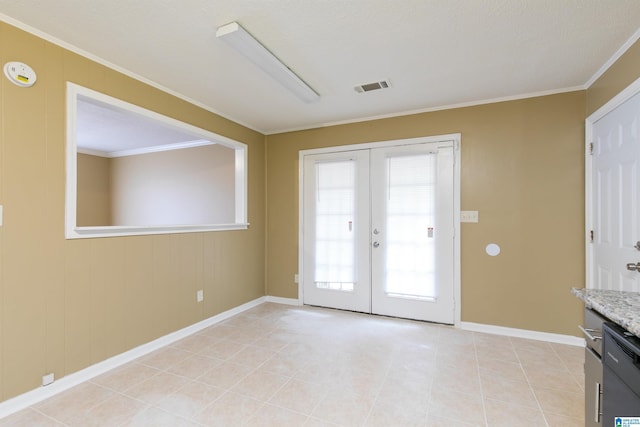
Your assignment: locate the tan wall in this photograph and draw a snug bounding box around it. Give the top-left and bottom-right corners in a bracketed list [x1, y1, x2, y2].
[0, 21, 265, 401]
[111, 144, 235, 226]
[266, 92, 586, 336]
[77, 153, 111, 226]
[587, 38, 640, 115]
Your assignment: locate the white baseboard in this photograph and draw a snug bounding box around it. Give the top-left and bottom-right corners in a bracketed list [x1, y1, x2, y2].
[459, 321, 585, 347]
[264, 296, 301, 306]
[0, 296, 269, 419]
[0, 299, 585, 419]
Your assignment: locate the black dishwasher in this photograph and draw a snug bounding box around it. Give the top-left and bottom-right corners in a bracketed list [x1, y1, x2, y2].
[602, 322, 640, 424]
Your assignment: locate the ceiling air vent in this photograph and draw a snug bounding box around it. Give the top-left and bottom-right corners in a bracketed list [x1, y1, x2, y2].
[354, 79, 391, 93]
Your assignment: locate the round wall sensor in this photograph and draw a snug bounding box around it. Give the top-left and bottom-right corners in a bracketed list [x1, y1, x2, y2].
[485, 243, 501, 257]
[4, 61, 37, 87]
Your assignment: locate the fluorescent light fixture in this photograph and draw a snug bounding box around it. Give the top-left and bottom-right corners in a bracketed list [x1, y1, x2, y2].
[216, 22, 319, 103]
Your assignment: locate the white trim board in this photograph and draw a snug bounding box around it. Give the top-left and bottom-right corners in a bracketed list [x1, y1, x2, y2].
[78, 139, 214, 159]
[459, 321, 585, 347]
[0, 296, 268, 419]
[275, 298, 584, 346]
[264, 296, 301, 306]
[65, 82, 249, 240]
[587, 76, 640, 123]
[584, 27, 640, 89]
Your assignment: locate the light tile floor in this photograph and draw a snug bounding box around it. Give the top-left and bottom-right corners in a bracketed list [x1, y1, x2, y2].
[0, 303, 585, 426]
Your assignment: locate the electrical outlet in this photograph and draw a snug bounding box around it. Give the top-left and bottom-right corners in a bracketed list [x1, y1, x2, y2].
[42, 373, 54, 386]
[294, 274, 299, 283]
[196, 290, 204, 302]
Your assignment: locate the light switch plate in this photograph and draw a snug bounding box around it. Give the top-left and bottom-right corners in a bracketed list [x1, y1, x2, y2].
[460, 210, 479, 223]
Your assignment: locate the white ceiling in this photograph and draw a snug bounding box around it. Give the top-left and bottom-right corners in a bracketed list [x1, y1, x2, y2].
[76, 96, 209, 155]
[1, 0, 640, 135]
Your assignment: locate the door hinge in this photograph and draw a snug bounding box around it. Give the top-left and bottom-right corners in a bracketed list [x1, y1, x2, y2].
[589, 142, 594, 155]
[590, 230, 594, 243]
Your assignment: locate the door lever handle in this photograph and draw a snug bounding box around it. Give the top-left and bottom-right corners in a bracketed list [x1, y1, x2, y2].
[627, 262, 640, 272]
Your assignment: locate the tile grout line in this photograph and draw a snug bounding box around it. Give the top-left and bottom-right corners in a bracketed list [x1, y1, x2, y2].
[27, 407, 72, 427]
[238, 315, 337, 426]
[509, 337, 552, 427]
[204, 322, 299, 424]
[360, 349, 396, 427]
[472, 332, 490, 427]
[426, 336, 439, 426]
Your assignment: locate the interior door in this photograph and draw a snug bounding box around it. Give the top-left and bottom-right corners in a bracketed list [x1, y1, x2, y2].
[590, 89, 640, 292]
[301, 140, 456, 323]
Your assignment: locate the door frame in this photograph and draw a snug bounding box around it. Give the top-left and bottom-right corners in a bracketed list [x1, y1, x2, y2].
[297, 133, 462, 325]
[585, 76, 640, 289]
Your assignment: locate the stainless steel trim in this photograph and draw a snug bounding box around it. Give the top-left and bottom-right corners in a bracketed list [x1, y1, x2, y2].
[585, 346, 602, 427]
[580, 325, 602, 342]
[594, 382, 602, 422]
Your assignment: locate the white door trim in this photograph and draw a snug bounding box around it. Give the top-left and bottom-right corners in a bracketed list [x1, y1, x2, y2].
[585, 77, 640, 289]
[297, 133, 461, 325]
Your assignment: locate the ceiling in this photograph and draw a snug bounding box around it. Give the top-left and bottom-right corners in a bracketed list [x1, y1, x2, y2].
[1, 0, 640, 135]
[76, 96, 210, 155]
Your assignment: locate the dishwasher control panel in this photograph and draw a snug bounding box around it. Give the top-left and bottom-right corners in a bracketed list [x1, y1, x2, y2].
[603, 323, 640, 381]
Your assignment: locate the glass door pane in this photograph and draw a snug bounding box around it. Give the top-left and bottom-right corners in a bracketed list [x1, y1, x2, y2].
[385, 153, 436, 299]
[314, 160, 356, 292]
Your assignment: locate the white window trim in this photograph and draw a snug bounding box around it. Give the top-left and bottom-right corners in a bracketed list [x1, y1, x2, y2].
[65, 82, 248, 239]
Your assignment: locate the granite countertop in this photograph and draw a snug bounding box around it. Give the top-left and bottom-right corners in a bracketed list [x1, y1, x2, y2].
[571, 287, 640, 338]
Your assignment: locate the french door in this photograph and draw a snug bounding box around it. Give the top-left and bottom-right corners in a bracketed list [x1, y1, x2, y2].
[301, 139, 457, 323]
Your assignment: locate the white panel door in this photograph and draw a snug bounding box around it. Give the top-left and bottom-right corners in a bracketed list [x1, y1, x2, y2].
[302, 140, 456, 323]
[591, 90, 640, 292]
[370, 144, 455, 323]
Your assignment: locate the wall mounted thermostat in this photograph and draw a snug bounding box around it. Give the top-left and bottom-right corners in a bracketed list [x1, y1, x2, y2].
[3, 61, 37, 87]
